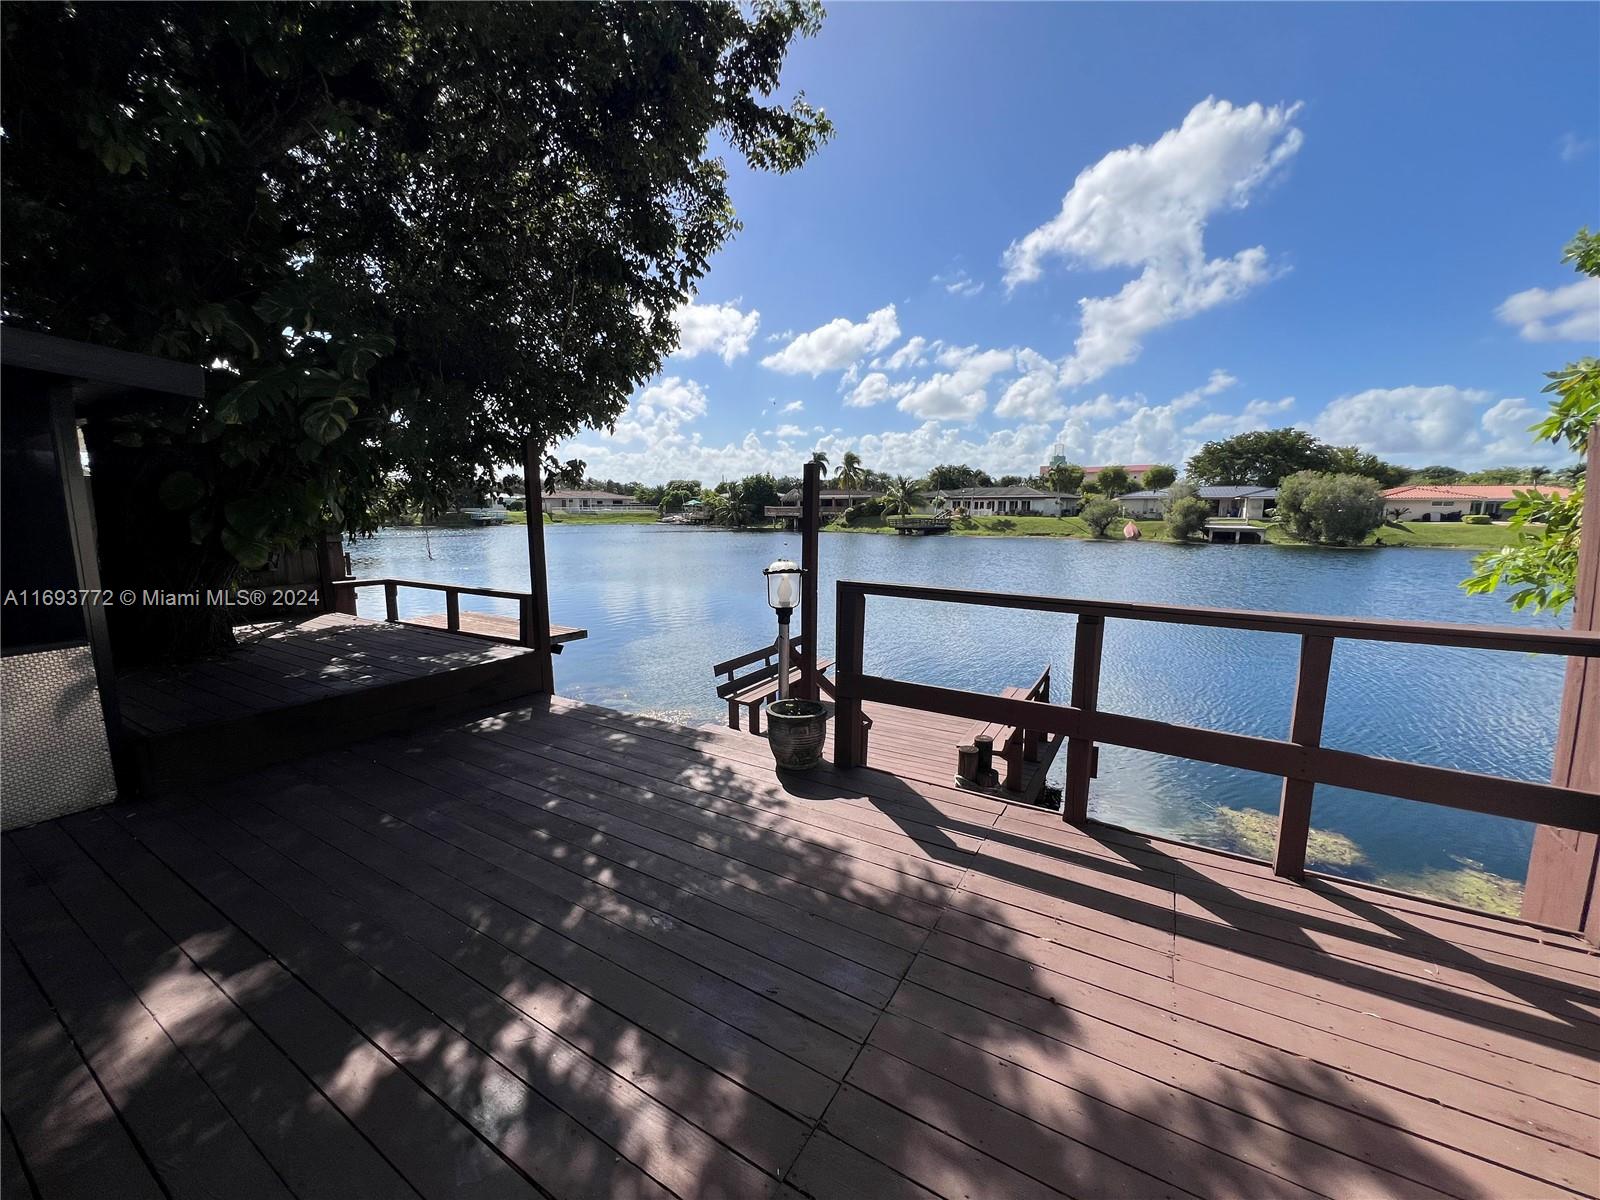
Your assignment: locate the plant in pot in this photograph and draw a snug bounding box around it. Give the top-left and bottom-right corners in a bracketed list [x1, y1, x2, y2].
[762, 559, 830, 770]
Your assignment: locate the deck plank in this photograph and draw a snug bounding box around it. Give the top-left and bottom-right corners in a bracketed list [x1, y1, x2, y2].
[5, 697, 1596, 1200]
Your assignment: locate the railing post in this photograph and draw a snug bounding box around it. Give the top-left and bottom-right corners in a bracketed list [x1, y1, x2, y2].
[1063, 615, 1104, 824]
[1274, 634, 1335, 879]
[834, 583, 866, 768]
[383, 581, 399, 623]
[445, 589, 460, 633]
[518, 595, 536, 648]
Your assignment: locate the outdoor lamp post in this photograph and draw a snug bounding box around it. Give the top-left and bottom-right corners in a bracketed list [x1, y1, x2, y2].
[763, 559, 803, 699]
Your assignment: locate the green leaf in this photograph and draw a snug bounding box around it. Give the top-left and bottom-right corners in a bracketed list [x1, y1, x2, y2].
[301, 395, 357, 444]
[220, 524, 272, 571]
[157, 471, 205, 511]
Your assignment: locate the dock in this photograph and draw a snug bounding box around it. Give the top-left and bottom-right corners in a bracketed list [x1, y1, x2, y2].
[5, 690, 1596, 1200]
[888, 513, 953, 534]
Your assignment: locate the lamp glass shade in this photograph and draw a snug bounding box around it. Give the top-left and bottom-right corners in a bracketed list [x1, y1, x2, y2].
[763, 559, 801, 611]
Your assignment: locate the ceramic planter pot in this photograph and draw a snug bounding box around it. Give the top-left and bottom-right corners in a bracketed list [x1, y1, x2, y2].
[766, 699, 831, 771]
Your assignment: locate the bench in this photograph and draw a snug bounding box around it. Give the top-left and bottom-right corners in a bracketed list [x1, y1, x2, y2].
[712, 638, 834, 735]
[956, 665, 1055, 796]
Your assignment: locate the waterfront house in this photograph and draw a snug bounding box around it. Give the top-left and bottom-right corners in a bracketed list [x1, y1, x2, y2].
[1199, 485, 1278, 519]
[1117, 485, 1277, 520]
[540, 488, 641, 511]
[940, 484, 1080, 516]
[775, 485, 882, 515]
[1117, 488, 1170, 518]
[1381, 483, 1573, 521]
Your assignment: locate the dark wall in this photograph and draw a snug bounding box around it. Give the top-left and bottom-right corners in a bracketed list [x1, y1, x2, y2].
[1, 367, 89, 650]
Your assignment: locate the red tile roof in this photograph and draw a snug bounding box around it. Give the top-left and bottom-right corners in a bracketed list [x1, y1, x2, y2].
[1381, 484, 1572, 501]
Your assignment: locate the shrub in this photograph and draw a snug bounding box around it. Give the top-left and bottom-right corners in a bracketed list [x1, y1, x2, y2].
[1277, 471, 1385, 545]
[1463, 513, 1493, 525]
[1164, 496, 1211, 541]
[1080, 498, 1121, 536]
[842, 499, 884, 525]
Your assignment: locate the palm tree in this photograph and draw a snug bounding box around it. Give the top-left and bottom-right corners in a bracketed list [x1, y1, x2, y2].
[882, 475, 926, 517]
[836, 450, 865, 490]
[809, 450, 830, 474]
[1527, 465, 1552, 486]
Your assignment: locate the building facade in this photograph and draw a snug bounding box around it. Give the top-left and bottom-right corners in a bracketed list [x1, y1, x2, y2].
[1380, 484, 1573, 522]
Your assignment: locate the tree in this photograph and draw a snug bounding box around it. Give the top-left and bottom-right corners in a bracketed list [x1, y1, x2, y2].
[1095, 465, 1133, 497]
[499, 473, 525, 495]
[809, 450, 829, 474]
[2, 2, 831, 659]
[1326, 446, 1409, 488]
[544, 460, 587, 495]
[927, 464, 992, 490]
[1044, 463, 1085, 494]
[1465, 230, 1597, 614]
[1141, 464, 1177, 492]
[1527, 465, 1552, 485]
[835, 451, 865, 490]
[1186, 428, 1335, 487]
[1277, 472, 1386, 545]
[1080, 498, 1121, 537]
[1407, 465, 1466, 485]
[882, 476, 926, 517]
[1165, 496, 1211, 541]
[738, 473, 781, 517]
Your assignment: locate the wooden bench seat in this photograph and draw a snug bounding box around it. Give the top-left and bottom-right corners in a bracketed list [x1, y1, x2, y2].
[956, 666, 1058, 798]
[712, 638, 833, 734]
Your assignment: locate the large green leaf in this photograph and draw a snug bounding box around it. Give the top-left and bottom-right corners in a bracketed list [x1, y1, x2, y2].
[157, 470, 206, 511]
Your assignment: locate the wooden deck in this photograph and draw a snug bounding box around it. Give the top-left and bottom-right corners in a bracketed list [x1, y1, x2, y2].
[5, 696, 1597, 1199]
[116, 613, 553, 793]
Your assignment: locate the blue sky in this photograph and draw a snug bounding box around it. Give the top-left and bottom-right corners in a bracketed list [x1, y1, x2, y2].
[559, 2, 1600, 484]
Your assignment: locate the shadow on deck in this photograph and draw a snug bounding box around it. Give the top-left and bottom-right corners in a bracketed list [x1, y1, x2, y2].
[4, 696, 1596, 1199]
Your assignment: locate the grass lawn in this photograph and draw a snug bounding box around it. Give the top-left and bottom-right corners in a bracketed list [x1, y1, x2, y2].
[822, 513, 1519, 549]
[495, 509, 1520, 549]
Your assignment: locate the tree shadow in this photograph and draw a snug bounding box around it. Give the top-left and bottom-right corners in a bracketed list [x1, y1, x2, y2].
[3, 696, 1591, 1199]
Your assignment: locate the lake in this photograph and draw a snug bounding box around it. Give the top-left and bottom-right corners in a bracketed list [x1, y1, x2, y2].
[348, 523, 1567, 904]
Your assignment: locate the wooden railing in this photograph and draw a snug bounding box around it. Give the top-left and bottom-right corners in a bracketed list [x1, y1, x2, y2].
[832, 580, 1600, 879]
[331, 577, 543, 648]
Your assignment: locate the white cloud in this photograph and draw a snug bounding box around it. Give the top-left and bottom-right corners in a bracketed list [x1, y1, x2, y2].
[1003, 97, 1302, 387]
[1559, 132, 1596, 163]
[780, 399, 804, 414]
[995, 349, 1065, 420]
[934, 269, 984, 297]
[760, 305, 900, 375]
[670, 301, 759, 364]
[1200, 369, 1237, 395]
[896, 346, 1014, 422]
[844, 372, 912, 408]
[874, 336, 936, 371]
[1495, 279, 1600, 343]
[1185, 395, 1294, 436]
[1313, 387, 1569, 468]
[1313, 385, 1492, 459]
[605, 376, 709, 444]
[773, 424, 807, 439]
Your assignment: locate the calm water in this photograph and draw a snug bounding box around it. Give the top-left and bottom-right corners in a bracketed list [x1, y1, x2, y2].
[349, 524, 1566, 889]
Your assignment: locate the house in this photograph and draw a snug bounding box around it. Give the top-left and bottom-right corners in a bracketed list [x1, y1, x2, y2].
[939, 485, 1080, 517]
[774, 486, 882, 515]
[1116, 489, 1170, 519]
[1197, 485, 1277, 519]
[1380, 484, 1572, 522]
[539, 489, 638, 511]
[1115, 485, 1277, 520]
